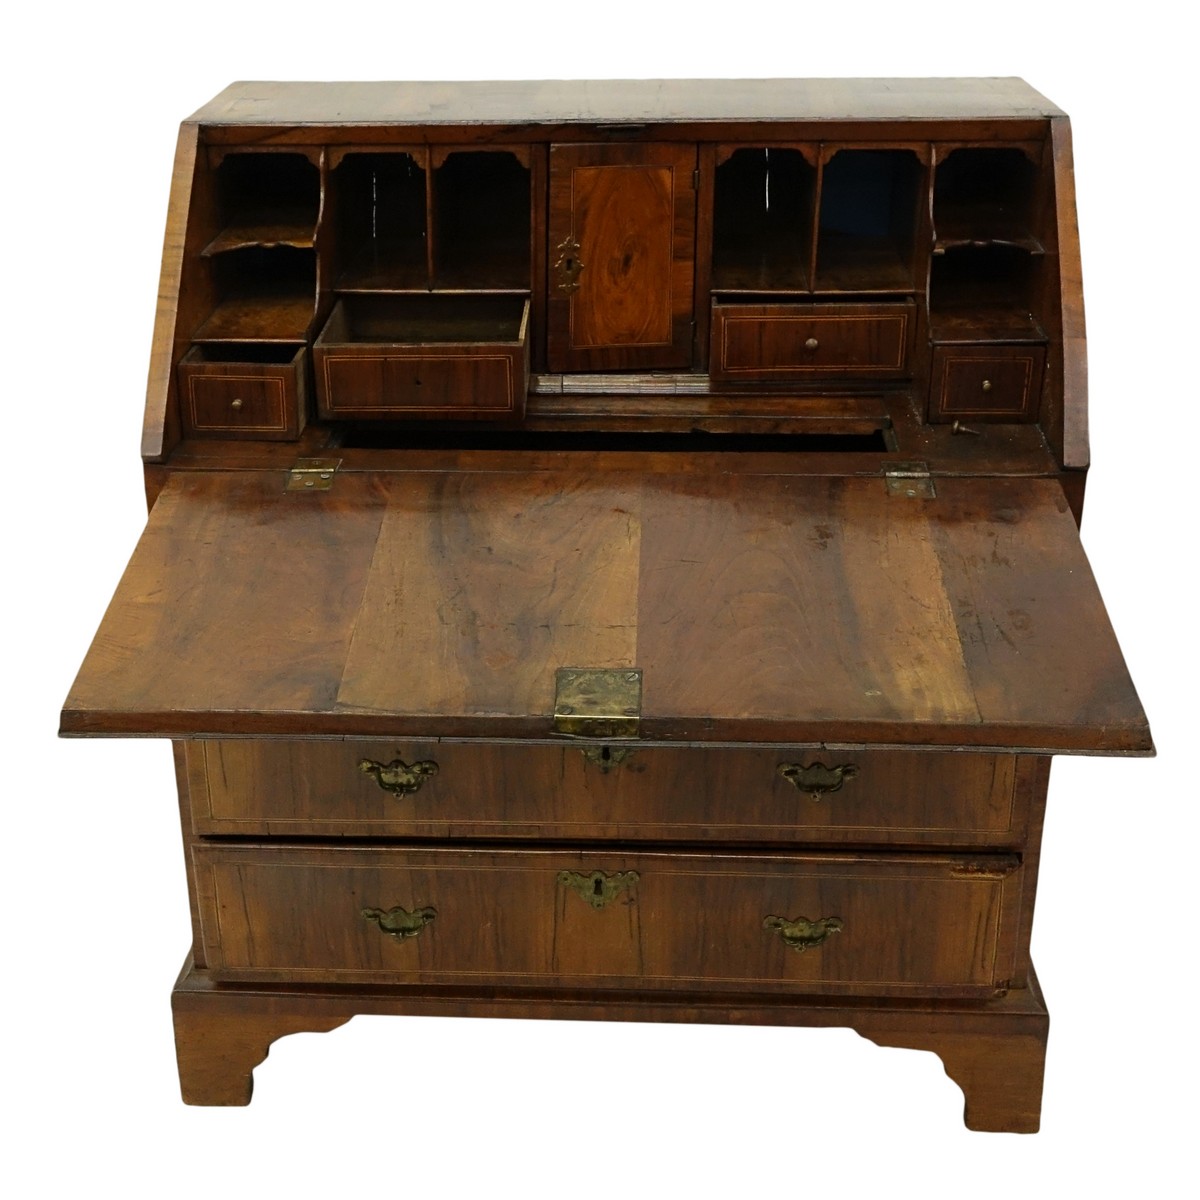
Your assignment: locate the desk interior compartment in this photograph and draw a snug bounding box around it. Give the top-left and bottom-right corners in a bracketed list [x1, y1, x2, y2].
[312, 295, 530, 420]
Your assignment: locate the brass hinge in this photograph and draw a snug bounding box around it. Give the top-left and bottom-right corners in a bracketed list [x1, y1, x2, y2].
[554, 668, 642, 738]
[884, 460, 935, 499]
[286, 458, 341, 492]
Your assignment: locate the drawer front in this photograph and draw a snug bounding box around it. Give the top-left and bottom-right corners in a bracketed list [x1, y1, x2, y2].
[186, 375, 288, 432]
[930, 344, 1045, 422]
[195, 845, 1022, 997]
[187, 741, 1025, 845]
[177, 349, 306, 440]
[315, 348, 523, 418]
[711, 301, 913, 380]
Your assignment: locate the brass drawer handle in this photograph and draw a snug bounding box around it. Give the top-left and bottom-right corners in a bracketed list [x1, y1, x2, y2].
[359, 755, 439, 797]
[981, 379, 993, 392]
[558, 869, 639, 909]
[804, 337, 819, 351]
[764, 914, 843, 952]
[230, 397, 244, 410]
[554, 234, 584, 293]
[361, 904, 437, 941]
[778, 761, 858, 800]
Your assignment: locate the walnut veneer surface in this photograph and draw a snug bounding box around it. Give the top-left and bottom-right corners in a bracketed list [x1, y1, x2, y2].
[62, 79, 1150, 1133]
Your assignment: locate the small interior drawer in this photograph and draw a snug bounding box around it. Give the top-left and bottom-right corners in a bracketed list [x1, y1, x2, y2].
[313, 295, 530, 420]
[185, 740, 1025, 846]
[194, 844, 1022, 997]
[710, 300, 914, 381]
[177, 345, 307, 439]
[930, 343, 1045, 422]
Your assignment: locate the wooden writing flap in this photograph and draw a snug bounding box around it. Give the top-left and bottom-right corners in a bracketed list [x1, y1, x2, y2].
[61, 467, 1151, 753]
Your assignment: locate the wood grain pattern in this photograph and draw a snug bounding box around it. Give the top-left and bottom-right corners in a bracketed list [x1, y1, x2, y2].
[187, 740, 1023, 845]
[547, 143, 695, 371]
[62, 468, 1150, 751]
[186, 79, 1065, 130]
[193, 844, 1022, 997]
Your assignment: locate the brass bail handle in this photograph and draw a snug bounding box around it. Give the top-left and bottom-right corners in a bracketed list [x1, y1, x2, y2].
[764, 914, 843, 952]
[554, 234, 584, 293]
[777, 761, 858, 800]
[361, 904, 437, 941]
[359, 755, 439, 797]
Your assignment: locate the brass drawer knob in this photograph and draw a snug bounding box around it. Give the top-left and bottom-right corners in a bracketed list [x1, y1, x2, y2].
[361, 904, 437, 941]
[981, 379, 993, 392]
[557, 869, 639, 909]
[778, 761, 858, 800]
[764, 914, 843, 952]
[804, 337, 819, 350]
[358, 755, 439, 797]
[230, 397, 244, 410]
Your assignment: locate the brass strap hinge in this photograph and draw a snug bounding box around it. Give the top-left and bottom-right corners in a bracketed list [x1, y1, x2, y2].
[554, 668, 642, 738]
[286, 458, 341, 492]
[884, 460, 935, 499]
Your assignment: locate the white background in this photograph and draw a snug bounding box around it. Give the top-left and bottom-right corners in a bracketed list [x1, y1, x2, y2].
[5, 3, 1193, 1196]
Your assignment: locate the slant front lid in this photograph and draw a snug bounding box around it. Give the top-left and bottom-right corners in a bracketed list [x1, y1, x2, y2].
[61, 468, 1150, 753]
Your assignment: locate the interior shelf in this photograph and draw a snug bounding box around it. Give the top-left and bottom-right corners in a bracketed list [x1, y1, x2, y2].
[202, 206, 317, 256]
[930, 243, 1042, 325]
[194, 246, 316, 342]
[928, 307, 1046, 343]
[933, 148, 1041, 253]
[193, 292, 315, 343]
[205, 153, 319, 257]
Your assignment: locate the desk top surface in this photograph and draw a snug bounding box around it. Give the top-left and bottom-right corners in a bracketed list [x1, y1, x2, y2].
[187, 78, 1065, 127]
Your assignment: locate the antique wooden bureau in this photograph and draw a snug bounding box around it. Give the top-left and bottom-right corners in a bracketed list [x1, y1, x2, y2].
[61, 79, 1152, 1132]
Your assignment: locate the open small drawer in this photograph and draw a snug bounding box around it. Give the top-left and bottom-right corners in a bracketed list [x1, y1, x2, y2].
[177, 344, 308, 440]
[313, 296, 530, 421]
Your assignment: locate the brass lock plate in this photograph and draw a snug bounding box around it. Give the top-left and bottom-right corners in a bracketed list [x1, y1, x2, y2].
[553, 668, 642, 738]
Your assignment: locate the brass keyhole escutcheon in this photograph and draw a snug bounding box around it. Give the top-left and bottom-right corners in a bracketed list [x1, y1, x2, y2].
[580, 745, 634, 773]
[554, 234, 584, 293]
[558, 869, 639, 909]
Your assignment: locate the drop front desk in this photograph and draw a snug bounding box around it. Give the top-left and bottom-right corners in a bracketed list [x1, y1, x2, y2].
[61, 80, 1152, 1132]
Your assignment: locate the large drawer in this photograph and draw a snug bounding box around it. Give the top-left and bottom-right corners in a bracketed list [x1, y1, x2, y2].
[710, 300, 913, 381]
[185, 741, 1026, 845]
[194, 845, 1022, 997]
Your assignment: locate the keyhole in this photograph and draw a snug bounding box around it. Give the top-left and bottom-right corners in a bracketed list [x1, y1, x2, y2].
[600, 746, 612, 763]
[593, 877, 604, 898]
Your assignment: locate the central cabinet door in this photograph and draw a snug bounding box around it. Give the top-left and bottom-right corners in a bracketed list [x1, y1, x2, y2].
[547, 143, 696, 372]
